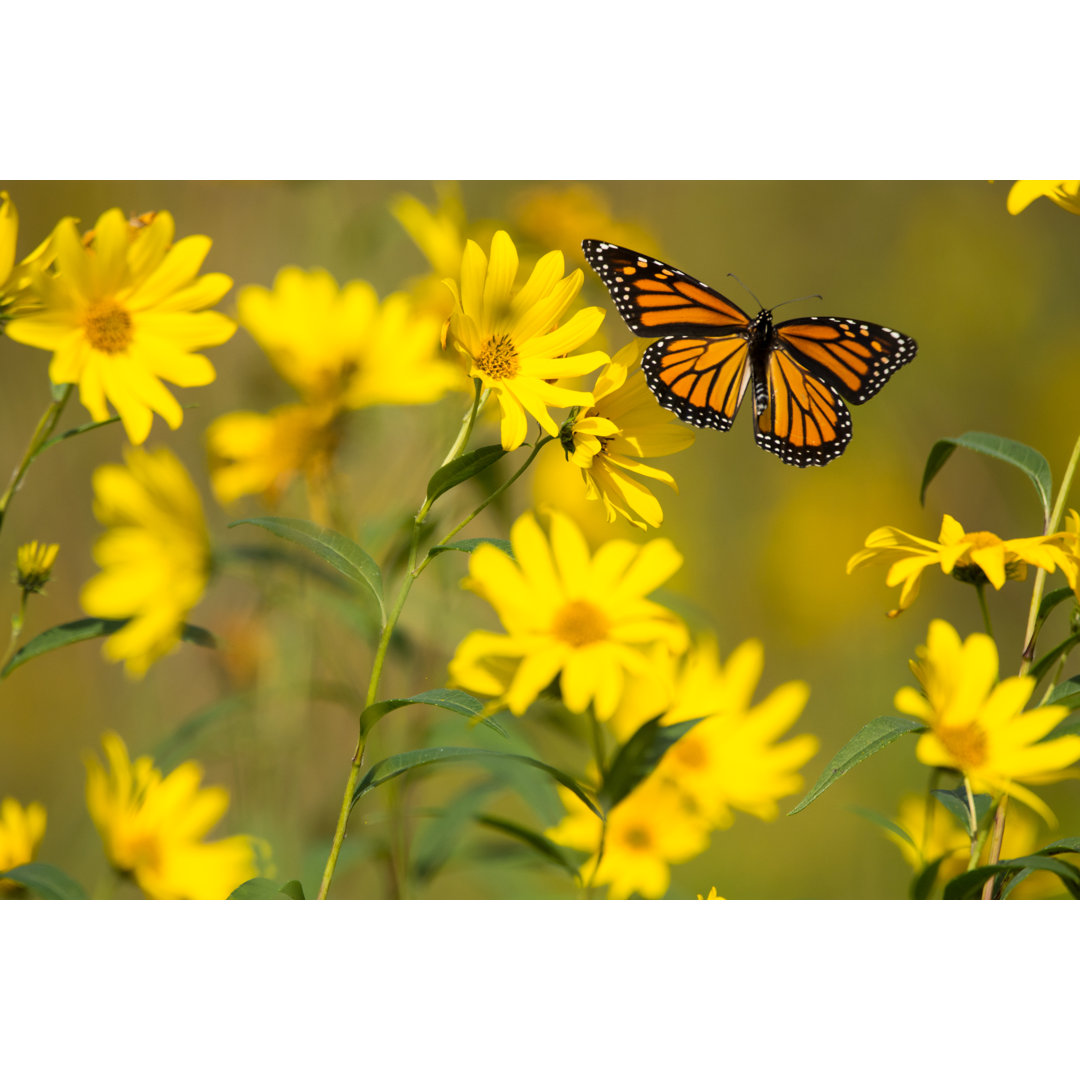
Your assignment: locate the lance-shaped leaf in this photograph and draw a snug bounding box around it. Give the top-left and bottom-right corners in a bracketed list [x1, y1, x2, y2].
[1, 619, 215, 679]
[943, 854, 1080, 900]
[349, 746, 600, 819]
[227, 877, 302, 900]
[359, 689, 508, 738]
[426, 444, 506, 505]
[932, 786, 993, 836]
[848, 805, 916, 849]
[230, 517, 384, 623]
[1028, 631, 1080, 684]
[599, 716, 704, 812]
[475, 814, 583, 881]
[789, 716, 925, 815]
[920, 432, 1052, 527]
[428, 537, 514, 561]
[0, 862, 88, 899]
[911, 853, 956, 900]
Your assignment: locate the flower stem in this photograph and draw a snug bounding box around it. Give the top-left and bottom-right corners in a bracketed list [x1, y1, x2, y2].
[980, 794, 1009, 900]
[975, 582, 994, 640]
[0, 383, 73, 537]
[1020, 430, 1080, 672]
[0, 591, 29, 673]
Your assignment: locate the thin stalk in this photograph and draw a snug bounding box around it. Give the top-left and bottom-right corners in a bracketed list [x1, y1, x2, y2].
[963, 777, 982, 870]
[975, 582, 994, 639]
[0, 384, 73, 536]
[0, 591, 29, 673]
[980, 795, 1009, 900]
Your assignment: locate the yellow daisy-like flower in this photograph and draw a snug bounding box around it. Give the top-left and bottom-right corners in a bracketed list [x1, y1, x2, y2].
[847, 512, 1077, 616]
[4, 209, 235, 445]
[560, 341, 695, 529]
[1052, 509, 1080, 600]
[0, 797, 47, 893]
[391, 185, 470, 280]
[697, 886, 725, 900]
[0, 191, 56, 318]
[14, 540, 59, 594]
[449, 509, 688, 720]
[81, 447, 210, 678]
[611, 637, 818, 826]
[894, 619, 1080, 823]
[1006, 181, 1080, 216]
[206, 401, 339, 506]
[237, 266, 463, 410]
[443, 230, 609, 451]
[546, 773, 711, 900]
[85, 732, 267, 899]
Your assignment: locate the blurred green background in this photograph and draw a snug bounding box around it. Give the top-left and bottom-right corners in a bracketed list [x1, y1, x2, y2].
[2, 180, 1078, 899]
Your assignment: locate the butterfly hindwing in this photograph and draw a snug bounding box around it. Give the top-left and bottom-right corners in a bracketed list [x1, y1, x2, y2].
[641, 336, 751, 431]
[582, 239, 750, 338]
[775, 316, 916, 405]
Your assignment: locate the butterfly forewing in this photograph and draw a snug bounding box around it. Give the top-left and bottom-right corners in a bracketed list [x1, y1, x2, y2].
[775, 317, 916, 404]
[582, 239, 750, 337]
[642, 336, 751, 431]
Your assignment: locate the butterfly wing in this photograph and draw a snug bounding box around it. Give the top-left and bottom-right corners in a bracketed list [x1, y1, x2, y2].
[752, 343, 853, 467]
[774, 316, 917, 404]
[641, 336, 752, 431]
[582, 239, 751, 337]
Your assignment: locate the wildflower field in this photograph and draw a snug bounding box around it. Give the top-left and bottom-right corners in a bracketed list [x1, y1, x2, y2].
[2, 179, 1079, 900]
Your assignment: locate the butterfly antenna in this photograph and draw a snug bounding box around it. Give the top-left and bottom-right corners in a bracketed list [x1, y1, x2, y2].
[726, 272, 768, 312]
[769, 293, 823, 314]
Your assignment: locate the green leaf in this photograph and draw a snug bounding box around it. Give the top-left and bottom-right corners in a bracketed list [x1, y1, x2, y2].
[0, 862, 88, 899]
[1028, 631, 1080, 684]
[599, 715, 704, 812]
[943, 854, 1080, 900]
[426, 444, 506, 505]
[427, 537, 514, 561]
[230, 517, 384, 623]
[412, 781, 500, 884]
[359, 688, 508, 738]
[227, 877, 299, 900]
[911, 852, 955, 900]
[847, 805, 916, 850]
[475, 814, 582, 880]
[788, 716, 925, 815]
[37, 414, 122, 453]
[920, 432, 1053, 526]
[1, 618, 215, 679]
[1037, 587, 1077, 627]
[932, 787, 993, 836]
[350, 746, 600, 819]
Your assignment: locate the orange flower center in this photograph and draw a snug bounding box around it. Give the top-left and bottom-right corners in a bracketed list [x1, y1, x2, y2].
[84, 299, 133, 354]
[476, 333, 519, 380]
[935, 722, 989, 769]
[622, 824, 653, 851]
[672, 735, 707, 770]
[551, 599, 610, 647]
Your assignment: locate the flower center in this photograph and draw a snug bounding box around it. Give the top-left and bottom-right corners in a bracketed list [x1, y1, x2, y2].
[551, 599, 610, 647]
[672, 735, 707, 770]
[84, 299, 133, 354]
[476, 334, 519, 380]
[622, 825, 653, 851]
[935, 722, 988, 769]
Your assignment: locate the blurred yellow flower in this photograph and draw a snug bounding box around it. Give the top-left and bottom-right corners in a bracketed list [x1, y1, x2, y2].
[207, 401, 339, 506]
[697, 886, 724, 899]
[560, 342, 695, 529]
[81, 447, 210, 678]
[14, 540, 59, 594]
[547, 773, 711, 899]
[237, 267, 463, 410]
[1053, 509, 1080, 600]
[85, 731, 267, 899]
[443, 230, 609, 450]
[895, 619, 1080, 823]
[391, 185, 469, 280]
[1006, 181, 1080, 216]
[847, 512, 1077, 616]
[4, 209, 234, 445]
[0, 797, 46, 892]
[449, 509, 688, 720]
[622, 637, 817, 826]
[0, 191, 55, 318]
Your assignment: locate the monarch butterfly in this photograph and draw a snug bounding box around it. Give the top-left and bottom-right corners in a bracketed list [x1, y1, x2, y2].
[582, 240, 917, 467]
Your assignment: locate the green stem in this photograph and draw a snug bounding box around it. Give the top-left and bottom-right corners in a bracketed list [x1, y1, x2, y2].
[963, 777, 981, 870]
[975, 582, 994, 640]
[0, 591, 28, 673]
[0, 384, 73, 536]
[1020, 430, 1080, 674]
[980, 795, 1009, 900]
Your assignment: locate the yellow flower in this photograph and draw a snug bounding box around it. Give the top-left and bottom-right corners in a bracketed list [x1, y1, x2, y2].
[14, 540, 59, 594]
[614, 637, 818, 826]
[449, 509, 688, 720]
[547, 773, 711, 899]
[0, 797, 47, 892]
[391, 184, 469, 280]
[206, 402, 339, 506]
[443, 230, 609, 450]
[4, 209, 235, 445]
[85, 732, 267, 899]
[887, 794, 1067, 899]
[1006, 181, 1080, 216]
[237, 266, 463, 409]
[697, 886, 724, 899]
[0, 191, 55, 318]
[847, 512, 1077, 616]
[1052, 509, 1080, 599]
[560, 341, 695, 529]
[895, 619, 1080, 823]
[81, 447, 210, 678]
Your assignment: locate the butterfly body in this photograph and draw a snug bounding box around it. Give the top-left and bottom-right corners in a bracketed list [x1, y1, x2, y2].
[582, 239, 916, 467]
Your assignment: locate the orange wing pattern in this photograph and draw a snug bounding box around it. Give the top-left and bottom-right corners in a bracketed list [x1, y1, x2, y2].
[582, 240, 750, 337]
[641, 336, 751, 431]
[776, 317, 916, 404]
